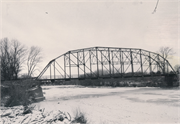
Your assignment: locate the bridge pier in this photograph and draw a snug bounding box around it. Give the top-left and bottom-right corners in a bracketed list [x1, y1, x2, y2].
[164, 75, 176, 87]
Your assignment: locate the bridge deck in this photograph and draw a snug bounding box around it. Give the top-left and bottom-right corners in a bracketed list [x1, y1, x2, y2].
[37, 74, 176, 81]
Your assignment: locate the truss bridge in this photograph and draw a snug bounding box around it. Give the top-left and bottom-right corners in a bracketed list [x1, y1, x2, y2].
[36, 47, 176, 86]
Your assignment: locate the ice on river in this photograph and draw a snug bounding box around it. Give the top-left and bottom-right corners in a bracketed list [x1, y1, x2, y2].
[34, 85, 180, 124]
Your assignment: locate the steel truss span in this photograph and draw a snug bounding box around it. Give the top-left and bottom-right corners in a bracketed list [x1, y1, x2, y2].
[36, 47, 176, 80]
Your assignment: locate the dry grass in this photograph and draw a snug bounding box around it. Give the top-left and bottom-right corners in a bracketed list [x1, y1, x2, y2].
[71, 108, 88, 124]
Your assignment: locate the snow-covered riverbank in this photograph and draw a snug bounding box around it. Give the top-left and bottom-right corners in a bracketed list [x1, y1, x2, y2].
[35, 86, 180, 124]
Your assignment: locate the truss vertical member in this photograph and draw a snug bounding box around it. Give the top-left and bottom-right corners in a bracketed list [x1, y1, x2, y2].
[54, 60, 56, 79]
[157, 54, 161, 73]
[77, 52, 80, 78]
[130, 49, 134, 76]
[64, 54, 66, 79]
[108, 48, 111, 77]
[139, 49, 143, 76]
[83, 49, 86, 78]
[119, 48, 122, 76]
[96, 47, 99, 77]
[89, 50, 92, 77]
[69, 51, 71, 78]
[101, 50, 104, 76]
[50, 63, 52, 79]
[121, 50, 124, 77]
[111, 51, 114, 75]
[149, 52, 152, 75]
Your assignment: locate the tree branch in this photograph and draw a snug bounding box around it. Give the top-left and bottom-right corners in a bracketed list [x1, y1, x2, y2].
[152, 0, 160, 14]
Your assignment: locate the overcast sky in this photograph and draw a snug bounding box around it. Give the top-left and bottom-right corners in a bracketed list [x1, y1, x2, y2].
[0, 0, 179, 75]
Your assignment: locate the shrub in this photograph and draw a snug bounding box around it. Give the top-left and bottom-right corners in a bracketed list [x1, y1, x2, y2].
[156, 71, 161, 75]
[2, 79, 40, 107]
[1, 85, 10, 97]
[72, 108, 88, 124]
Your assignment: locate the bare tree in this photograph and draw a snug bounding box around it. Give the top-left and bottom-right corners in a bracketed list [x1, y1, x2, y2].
[11, 40, 27, 79]
[27, 46, 43, 77]
[0, 38, 11, 80]
[152, 0, 160, 14]
[0, 38, 27, 80]
[156, 46, 175, 73]
[158, 46, 175, 60]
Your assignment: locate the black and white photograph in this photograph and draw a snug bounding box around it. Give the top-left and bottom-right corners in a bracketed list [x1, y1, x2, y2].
[0, 0, 179, 123]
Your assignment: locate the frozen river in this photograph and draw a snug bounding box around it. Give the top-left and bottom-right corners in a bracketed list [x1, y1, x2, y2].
[35, 85, 180, 124]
